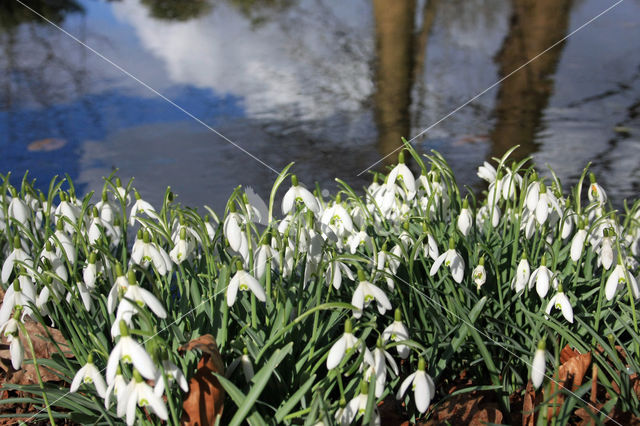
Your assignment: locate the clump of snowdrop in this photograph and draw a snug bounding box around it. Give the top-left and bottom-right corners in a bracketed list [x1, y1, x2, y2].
[1, 149, 640, 423]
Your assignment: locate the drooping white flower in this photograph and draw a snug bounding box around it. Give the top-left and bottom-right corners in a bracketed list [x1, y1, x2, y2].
[320, 200, 353, 239]
[351, 272, 392, 319]
[0, 317, 23, 370]
[254, 241, 277, 280]
[599, 229, 615, 270]
[107, 265, 130, 313]
[70, 354, 107, 398]
[1, 237, 33, 284]
[225, 349, 255, 383]
[49, 227, 77, 265]
[387, 154, 416, 199]
[396, 358, 436, 413]
[381, 309, 410, 359]
[0, 278, 36, 326]
[422, 233, 439, 261]
[457, 199, 472, 237]
[8, 195, 30, 226]
[129, 190, 157, 226]
[227, 266, 266, 307]
[528, 257, 556, 299]
[118, 369, 168, 426]
[105, 368, 127, 409]
[477, 161, 497, 183]
[605, 262, 640, 301]
[525, 179, 541, 212]
[153, 358, 189, 396]
[545, 286, 574, 323]
[54, 193, 80, 234]
[169, 228, 194, 265]
[325, 259, 354, 290]
[282, 175, 320, 215]
[347, 230, 373, 255]
[511, 254, 531, 293]
[363, 339, 399, 398]
[570, 227, 588, 262]
[472, 258, 487, 291]
[326, 319, 359, 370]
[336, 381, 380, 426]
[106, 322, 156, 384]
[531, 340, 546, 389]
[476, 204, 501, 231]
[131, 231, 172, 275]
[113, 272, 167, 336]
[587, 173, 607, 205]
[223, 207, 246, 253]
[429, 240, 465, 283]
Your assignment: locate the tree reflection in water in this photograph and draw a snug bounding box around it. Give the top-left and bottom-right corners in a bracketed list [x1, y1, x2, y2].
[0, 0, 83, 31]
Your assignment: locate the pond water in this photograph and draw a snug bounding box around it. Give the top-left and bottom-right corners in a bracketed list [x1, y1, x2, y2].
[1, 0, 639, 211]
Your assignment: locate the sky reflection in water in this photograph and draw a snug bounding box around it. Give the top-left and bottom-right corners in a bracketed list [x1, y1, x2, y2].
[0, 0, 639, 211]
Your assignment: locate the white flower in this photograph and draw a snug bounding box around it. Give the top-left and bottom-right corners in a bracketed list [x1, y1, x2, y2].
[472, 260, 486, 291]
[1, 239, 33, 284]
[570, 228, 588, 262]
[282, 175, 320, 215]
[50, 229, 77, 265]
[105, 369, 127, 409]
[253, 243, 277, 280]
[587, 174, 607, 205]
[382, 310, 410, 359]
[326, 319, 359, 370]
[347, 231, 373, 255]
[154, 358, 189, 396]
[422, 233, 439, 261]
[320, 202, 353, 238]
[476, 204, 501, 230]
[118, 369, 168, 426]
[605, 263, 640, 301]
[0, 318, 23, 370]
[525, 180, 541, 212]
[131, 231, 172, 275]
[351, 273, 392, 319]
[387, 158, 416, 199]
[457, 200, 472, 237]
[511, 255, 530, 293]
[528, 259, 556, 299]
[107, 266, 130, 313]
[336, 382, 380, 426]
[545, 288, 573, 323]
[227, 268, 266, 307]
[531, 341, 546, 389]
[364, 341, 399, 398]
[325, 259, 354, 290]
[129, 192, 157, 226]
[223, 210, 246, 253]
[169, 232, 193, 265]
[114, 273, 167, 334]
[70, 355, 107, 398]
[54, 196, 80, 234]
[8, 196, 30, 226]
[429, 241, 465, 283]
[0, 278, 36, 326]
[477, 161, 497, 183]
[599, 231, 614, 270]
[225, 351, 255, 383]
[396, 358, 435, 413]
[106, 322, 156, 384]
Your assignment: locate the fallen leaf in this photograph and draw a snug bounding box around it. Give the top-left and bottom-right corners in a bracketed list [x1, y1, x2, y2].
[179, 335, 225, 426]
[27, 138, 67, 152]
[545, 345, 591, 419]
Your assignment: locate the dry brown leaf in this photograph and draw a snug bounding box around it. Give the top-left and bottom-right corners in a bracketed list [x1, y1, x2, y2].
[0, 318, 71, 383]
[179, 335, 225, 426]
[522, 380, 539, 426]
[545, 345, 592, 419]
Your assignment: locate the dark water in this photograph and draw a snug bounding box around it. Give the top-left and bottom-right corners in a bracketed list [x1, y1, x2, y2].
[0, 0, 639, 211]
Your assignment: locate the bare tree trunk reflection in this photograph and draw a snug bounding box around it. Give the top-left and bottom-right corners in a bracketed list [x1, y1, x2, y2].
[490, 0, 572, 163]
[372, 0, 416, 165]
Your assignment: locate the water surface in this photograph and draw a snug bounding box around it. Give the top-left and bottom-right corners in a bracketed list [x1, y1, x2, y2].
[1, 0, 639, 211]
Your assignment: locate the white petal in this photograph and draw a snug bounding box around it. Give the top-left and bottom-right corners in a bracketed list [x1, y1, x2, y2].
[429, 252, 447, 276]
[531, 348, 546, 389]
[414, 372, 431, 413]
[326, 336, 347, 370]
[396, 372, 416, 400]
[139, 288, 167, 318]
